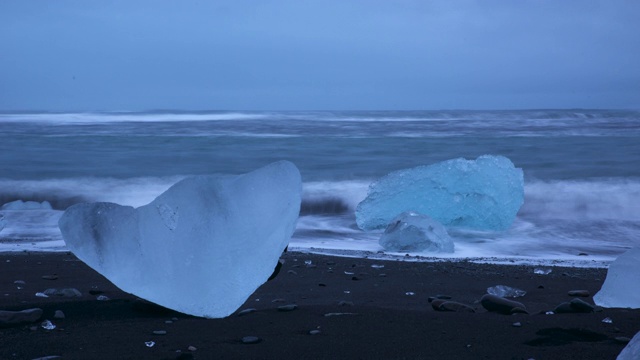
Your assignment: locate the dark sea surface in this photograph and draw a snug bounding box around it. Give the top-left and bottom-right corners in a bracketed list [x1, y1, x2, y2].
[1, 110, 639, 265]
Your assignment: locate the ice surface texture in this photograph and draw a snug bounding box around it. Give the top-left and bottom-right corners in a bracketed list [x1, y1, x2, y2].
[617, 330, 640, 360]
[356, 155, 524, 231]
[379, 212, 454, 252]
[59, 161, 302, 318]
[594, 247, 640, 309]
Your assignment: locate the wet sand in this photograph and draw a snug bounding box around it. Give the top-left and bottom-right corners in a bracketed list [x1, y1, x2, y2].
[1, 251, 638, 359]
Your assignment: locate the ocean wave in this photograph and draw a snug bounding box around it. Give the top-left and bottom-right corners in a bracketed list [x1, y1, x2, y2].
[0, 112, 269, 124]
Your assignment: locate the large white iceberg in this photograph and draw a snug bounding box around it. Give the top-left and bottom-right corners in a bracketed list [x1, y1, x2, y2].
[356, 155, 524, 231]
[594, 247, 640, 309]
[379, 211, 454, 253]
[59, 161, 302, 318]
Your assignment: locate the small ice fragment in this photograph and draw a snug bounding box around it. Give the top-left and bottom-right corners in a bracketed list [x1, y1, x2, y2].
[371, 264, 384, 269]
[41, 320, 56, 330]
[545, 311, 554, 315]
[343, 291, 351, 294]
[145, 341, 155, 348]
[344, 271, 355, 275]
[487, 285, 526, 298]
[35, 292, 49, 298]
[379, 212, 454, 253]
[602, 317, 613, 324]
[534, 268, 552, 275]
[14, 280, 26, 284]
[96, 295, 110, 301]
[405, 292, 415, 296]
[304, 260, 312, 265]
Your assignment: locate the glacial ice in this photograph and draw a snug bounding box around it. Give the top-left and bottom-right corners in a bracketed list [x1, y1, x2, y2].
[1, 200, 52, 210]
[58, 161, 302, 318]
[379, 212, 454, 252]
[594, 247, 640, 309]
[355, 155, 524, 231]
[617, 330, 640, 360]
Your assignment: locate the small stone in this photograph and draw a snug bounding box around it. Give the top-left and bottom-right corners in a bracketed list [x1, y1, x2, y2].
[53, 310, 65, 319]
[351, 276, 360, 281]
[89, 289, 104, 295]
[428, 295, 452, 303]
[165, 320, 173, 324]
[237, 308, 256, 316]
[287, 270, 297, 275]
[432, 300, 475, 313]
[338, 301, 354, 306]
[0, 308, 43, 325]
[324, 312, 358, 317]
[153, 330, 167, 335]
[578, 252, 589, 256]
[187, 346, 197, 351]
[318, 283, 326, 287]
[41, 275, 58, 280]
[569, 298, 595, 313]
[568, 290, 590, 297]
[277, 304, 298, 312]
[309, 329, 321, 335]
[615, 336, 631, 344]
[241, 336, 261, 344]
[480, 294, 527, 314]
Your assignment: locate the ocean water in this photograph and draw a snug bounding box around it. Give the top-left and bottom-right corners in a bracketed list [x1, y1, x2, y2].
[1, 110, 639, 266]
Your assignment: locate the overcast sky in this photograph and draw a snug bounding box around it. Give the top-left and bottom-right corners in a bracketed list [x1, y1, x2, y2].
[1, 1, 639, 111]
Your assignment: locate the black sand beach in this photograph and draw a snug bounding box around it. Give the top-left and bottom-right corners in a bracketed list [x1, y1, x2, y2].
[1, 251, 638, 359]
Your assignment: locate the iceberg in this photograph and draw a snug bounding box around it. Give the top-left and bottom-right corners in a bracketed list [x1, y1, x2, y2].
[618, 330, 640, 360]
[594, 247, 640, 309]
[379, 212, 454, 252]
[59, 161, 302, 318]
[356, 155, 524, 231]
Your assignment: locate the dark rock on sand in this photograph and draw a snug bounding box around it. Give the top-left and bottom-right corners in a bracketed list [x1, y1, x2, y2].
[237, 308, 257, 316]
[431, 299, 475, 313]
[241, 336, 262, 344]
[480, 294, 528, 314]
[0, 308, 43, 326]
[53, 310, 65, 319]
[568, 290, 590, 297]
[277, 304, 298, 312]
[554, 298, 595, 313]
[43, 288, 82, 297]
[41, 275, 58, 280]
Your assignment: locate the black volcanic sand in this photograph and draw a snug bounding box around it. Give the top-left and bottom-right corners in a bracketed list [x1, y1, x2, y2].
[1, 252, 639, 360]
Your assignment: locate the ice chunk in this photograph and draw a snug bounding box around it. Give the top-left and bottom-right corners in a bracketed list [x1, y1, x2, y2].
[356, 155, 524, 231]
[58, 161, 302, 318]
[1, 200, 52, 210]
[618, 330, 640, 360]
[379, 212, 454, 252]
[487, 285, 526, 298]
[594, 247, 640, 309]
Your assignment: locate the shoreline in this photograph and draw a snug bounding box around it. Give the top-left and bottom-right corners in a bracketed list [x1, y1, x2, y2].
[1, 251, 638, 359]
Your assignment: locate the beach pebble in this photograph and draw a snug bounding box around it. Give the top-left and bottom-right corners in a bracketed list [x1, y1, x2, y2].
[237, 308, 256, 316]
[553, 298, 595, 313]
[568, 290, 590, 297]
[428, 295, 452, 303]
[431, 300, 475, 313]
[271, 298, 286, 303]
[615, 336, 631, 344]
[0, 308, 43, 325]
[480, 294, 528, 314]
[277, 304, 298, 312]
[53, 310, 65, 319]
[44, 288, 82, 297]
[241, 336, 262, 344]
[41, 275, 58, 280]
[153, 330, 167, 335]
[338, 300, 354, 306]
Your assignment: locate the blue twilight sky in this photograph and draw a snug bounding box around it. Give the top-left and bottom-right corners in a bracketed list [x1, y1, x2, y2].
[1, 1, 639, 111]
